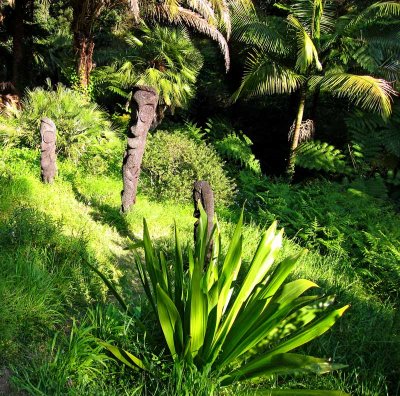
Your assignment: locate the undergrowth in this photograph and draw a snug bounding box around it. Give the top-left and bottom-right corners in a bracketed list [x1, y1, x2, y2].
[0, 147, 399, 395]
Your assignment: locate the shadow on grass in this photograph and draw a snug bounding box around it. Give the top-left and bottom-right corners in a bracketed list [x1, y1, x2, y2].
[0, 176, 140, 362]
[296, 257, 400, 396]
[71, 183, 138, 240]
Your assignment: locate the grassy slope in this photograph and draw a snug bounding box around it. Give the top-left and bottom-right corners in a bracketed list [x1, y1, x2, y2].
[0, 148, 399, 395]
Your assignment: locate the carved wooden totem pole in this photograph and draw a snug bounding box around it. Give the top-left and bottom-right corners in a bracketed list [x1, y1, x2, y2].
[121, 86, 159, 213]
[193, 180, 215, 262]
[40, 117, 57, 183]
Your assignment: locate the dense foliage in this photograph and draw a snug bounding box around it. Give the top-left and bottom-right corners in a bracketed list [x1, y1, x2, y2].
[142, 130, 235, 205]
[0, 0, 399, 394]
[0, 84, 120, 163]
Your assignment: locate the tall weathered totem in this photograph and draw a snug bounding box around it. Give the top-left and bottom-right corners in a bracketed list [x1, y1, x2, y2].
[193, 180, 215, 262]
[40, 117, 57, 184]
[121, 86, 159, 213]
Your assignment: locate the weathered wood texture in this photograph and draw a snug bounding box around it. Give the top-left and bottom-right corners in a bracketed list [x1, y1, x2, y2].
[40, 117, 57, 184]
[121, 86, 159, 213]
[193, 180, 215, 261]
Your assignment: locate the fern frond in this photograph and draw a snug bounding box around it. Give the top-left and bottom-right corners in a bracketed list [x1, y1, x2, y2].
[295, 140, 348, 174]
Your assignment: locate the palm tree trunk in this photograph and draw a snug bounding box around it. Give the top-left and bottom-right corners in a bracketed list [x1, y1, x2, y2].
[74, 31, 95, 89]
[11, 0, 25, 93]
[287, 87, 306, 181]
[121, 86, 159, 213]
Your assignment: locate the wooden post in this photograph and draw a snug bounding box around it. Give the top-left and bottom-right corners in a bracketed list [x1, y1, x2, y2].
[40, 117, 57, 183]
[193, 180, 215, 262]
[121, 86, 159, 213]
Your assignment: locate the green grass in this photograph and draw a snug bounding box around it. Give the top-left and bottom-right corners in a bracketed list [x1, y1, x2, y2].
[0, 147, 399, 395]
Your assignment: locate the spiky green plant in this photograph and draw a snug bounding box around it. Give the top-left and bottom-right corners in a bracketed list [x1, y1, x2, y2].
[96, 207, 349, 394]
[232, 0, 399, 179]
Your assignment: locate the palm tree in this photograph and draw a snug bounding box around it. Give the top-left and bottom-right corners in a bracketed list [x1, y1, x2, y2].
[70, 0, 253, 88]
[233, 0, 399, 179]
[94, 23, 204, 123]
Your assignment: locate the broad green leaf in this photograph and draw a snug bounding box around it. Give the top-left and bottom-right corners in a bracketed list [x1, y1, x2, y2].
[242, 305, 349, 370]
[215, 210, 244, 326]
[218, 280, 319, 367]
[190, 252, 208, 356]
[220, 223, 283, 333]
[221, 352, 345, 385]
[174, 223, 184, 317]
[135, 252, 157, 314]
[210, 223, 283, 364]
[159, 251, 171, 295]
[100, 341, 147, 371]
[221, 353, 345, 386]
[156, 284, 183, 358]
[256, 252, 306, 301]
[143, 219, 158, 291]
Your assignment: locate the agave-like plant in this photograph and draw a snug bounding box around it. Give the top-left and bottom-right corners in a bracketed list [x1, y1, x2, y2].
[97, 207, 349, 394]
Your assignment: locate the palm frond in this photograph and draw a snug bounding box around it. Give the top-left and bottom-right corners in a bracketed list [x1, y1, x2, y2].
[275, 0, 335, 35]
[233, 16, 289, 56]
[344, 1, 400, 34]
[233, 51, 305, 101]
[315, 73, 397, 118]
[288, 15, 322, 73]
[187, 0, 218, 25]
[154, 5, 230, 70]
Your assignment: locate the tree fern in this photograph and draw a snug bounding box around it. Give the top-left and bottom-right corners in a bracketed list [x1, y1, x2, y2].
[295, 140, 348, 174]
[349, 176, 388, 200]
[346, 104, 400, 171]
[205, 118, 262, 174]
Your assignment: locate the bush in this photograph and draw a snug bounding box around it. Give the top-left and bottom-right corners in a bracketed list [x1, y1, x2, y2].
[141, 130, 235, 205]
[0, 84, 120, 163]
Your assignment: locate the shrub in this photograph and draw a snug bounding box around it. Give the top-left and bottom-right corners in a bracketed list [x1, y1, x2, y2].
[0, 83, 120, 163]
[141, 130, 235, 205]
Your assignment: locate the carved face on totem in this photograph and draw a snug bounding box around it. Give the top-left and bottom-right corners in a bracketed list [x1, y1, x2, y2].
[40, 118, 57, 145]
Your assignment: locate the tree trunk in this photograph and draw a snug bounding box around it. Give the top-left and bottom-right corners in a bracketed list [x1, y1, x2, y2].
[121, 86, 159, 213]
[11, 0, 25, 93]
[287, 87, 307, 181]
[74, 32, 95, 89]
